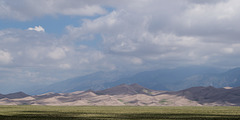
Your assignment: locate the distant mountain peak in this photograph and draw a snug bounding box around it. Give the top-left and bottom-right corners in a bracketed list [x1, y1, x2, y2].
[84, 89, 95, 93]
[31, 66, 240, 95]
[94, 83, 153, 95]
[4, 91, 30, 99]
[0, 93, 5, 99]
[181, 86, 215, 92]
[130, 83, 143, 87]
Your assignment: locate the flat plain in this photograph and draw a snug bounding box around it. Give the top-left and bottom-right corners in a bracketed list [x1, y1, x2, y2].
[0, 106, 240, 120]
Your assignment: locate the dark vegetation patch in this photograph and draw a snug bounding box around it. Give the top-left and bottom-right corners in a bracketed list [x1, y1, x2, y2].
[0, 106, 240, 120]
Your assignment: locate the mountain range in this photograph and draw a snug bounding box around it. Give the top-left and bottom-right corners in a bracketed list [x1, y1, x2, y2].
[0, 92, 29, 99]
[31, 66, 240, 95]
[1, 84, 240, 106]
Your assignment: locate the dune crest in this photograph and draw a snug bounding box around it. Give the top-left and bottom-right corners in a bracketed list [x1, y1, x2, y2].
[1, 84, 240, 106]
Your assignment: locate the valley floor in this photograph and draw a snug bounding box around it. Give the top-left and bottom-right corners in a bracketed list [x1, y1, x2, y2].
[0, 105, 240, 120]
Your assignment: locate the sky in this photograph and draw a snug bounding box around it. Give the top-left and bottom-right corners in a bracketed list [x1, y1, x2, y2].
[1, 0, 240, 93]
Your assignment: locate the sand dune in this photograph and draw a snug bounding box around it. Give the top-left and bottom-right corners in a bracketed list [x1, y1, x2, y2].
[1, 84, 240, 106]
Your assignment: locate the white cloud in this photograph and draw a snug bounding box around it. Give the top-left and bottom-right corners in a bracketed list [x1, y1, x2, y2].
[59, 63, 71, 69]
[0, 50, 12, 64]
[0, 0, 107, 21]
[64, 0, 240, 69]
[28, 26, 45, 32]
[61, 5, 106, 16]
[79, 58, 89, 64]
[48, 47, 68, 60]
[130, 57, 143, 65]
[173, 0, 240, 38]
[2, 0, 240, 92]
[222, 48, 234, 54]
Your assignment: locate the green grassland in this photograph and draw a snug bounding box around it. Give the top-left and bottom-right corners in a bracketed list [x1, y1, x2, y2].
[0, 105, 240, 120]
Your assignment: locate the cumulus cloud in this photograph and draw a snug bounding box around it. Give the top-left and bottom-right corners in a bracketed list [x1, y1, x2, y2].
[64, 0, 240, 69]
[1, 0, 240, 92]
[0, 0, 107, 21]
[48, 47, 68, 60]
[3, 1, 240, 70]
[59, 63, 71, 69]
[0, 50, 12, 64]
[28, 26, 45, 32]
[61, 5, 106, 16]
[172, 0, 240, 39]
[0, 28, 116, 92]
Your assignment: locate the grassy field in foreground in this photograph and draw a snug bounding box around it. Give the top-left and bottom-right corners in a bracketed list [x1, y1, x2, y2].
[0, 106, 240, 120]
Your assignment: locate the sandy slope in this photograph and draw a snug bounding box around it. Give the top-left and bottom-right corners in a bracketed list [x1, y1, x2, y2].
[1, 84, 240, 106]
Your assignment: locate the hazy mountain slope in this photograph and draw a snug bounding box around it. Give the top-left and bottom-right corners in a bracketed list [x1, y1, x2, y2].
[32, 66, 240, 95]
[0, 94, 5, 99]
[181, 67, 240, 89]
[32, 71, 128, 94]
[0, 92, 30, 99]
[109, 66, 224, 91]
[5, 92, 30, 99]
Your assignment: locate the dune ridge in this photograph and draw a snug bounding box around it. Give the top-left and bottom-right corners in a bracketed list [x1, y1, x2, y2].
[1, 84, 240, 106]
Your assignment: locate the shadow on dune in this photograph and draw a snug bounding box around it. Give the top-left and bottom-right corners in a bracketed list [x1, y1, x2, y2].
[166, 86, 240, 106]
